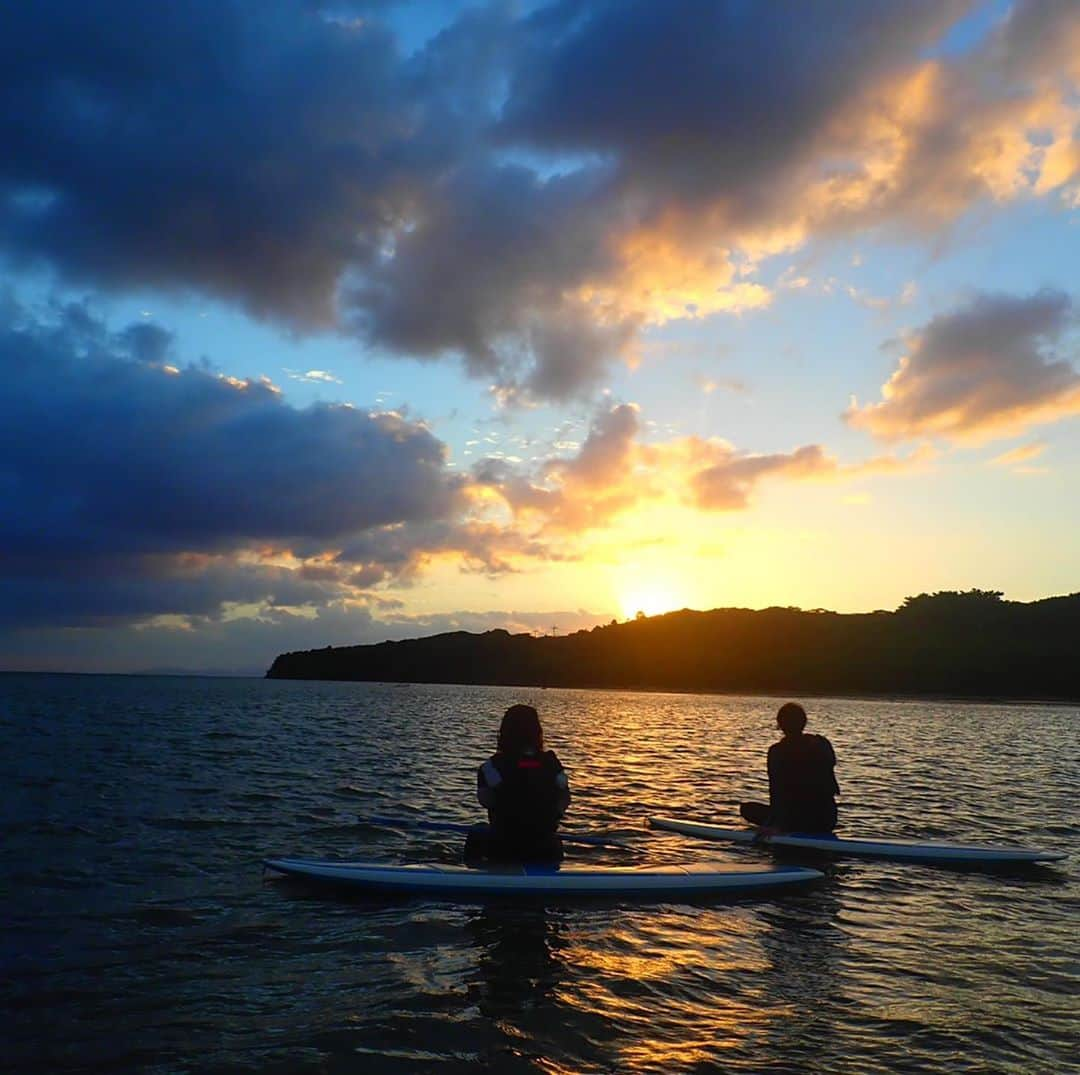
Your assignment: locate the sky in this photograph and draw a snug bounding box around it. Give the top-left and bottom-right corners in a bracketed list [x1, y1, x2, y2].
[2, 0, 1079, 674]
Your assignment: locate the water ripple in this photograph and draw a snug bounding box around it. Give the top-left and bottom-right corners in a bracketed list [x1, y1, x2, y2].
[2, 675, 1075, 1074]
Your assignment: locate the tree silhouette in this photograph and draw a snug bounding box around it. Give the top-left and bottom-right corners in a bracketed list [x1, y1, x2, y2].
[267, 591, 1080, 701]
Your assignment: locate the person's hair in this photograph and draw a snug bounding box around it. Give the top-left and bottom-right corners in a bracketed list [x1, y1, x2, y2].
[498, 704, 544, 754]
[776, 702, 807, 734]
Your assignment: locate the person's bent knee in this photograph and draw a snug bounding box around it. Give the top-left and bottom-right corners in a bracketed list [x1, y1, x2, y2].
[740, 801, 772, 827]
[463, 830, 491, 865]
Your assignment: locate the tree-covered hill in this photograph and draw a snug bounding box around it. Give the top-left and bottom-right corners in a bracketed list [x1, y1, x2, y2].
[266, 590, 1080, 700]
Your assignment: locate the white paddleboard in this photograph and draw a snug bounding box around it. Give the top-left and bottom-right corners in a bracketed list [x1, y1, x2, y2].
[648, 817, 1066, 864]
[264, 857, 823, 896]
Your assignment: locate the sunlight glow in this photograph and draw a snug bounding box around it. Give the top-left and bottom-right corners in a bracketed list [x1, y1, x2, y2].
[619, 585, 683, 621]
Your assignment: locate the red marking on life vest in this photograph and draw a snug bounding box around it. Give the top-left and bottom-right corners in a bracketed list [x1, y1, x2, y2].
[517, 759, 542, 769]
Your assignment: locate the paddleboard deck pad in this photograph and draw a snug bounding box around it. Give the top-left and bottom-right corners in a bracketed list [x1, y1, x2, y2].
[649, 817, 1066, 864]
[264, 857, 823, 896]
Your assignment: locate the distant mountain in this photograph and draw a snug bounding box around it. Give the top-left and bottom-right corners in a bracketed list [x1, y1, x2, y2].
[266, 590, 1080, 701]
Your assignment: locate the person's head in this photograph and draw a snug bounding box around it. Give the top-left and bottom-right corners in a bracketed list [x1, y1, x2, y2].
[498, 704, 544, 755]
[776, 702, 807, 736]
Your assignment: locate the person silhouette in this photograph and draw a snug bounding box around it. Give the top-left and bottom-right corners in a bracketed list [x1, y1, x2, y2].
[464, 704, 571, 864]
[740, 702, 839, 834]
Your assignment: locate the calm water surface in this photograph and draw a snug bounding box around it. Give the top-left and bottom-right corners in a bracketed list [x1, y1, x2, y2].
[2, 675, 1077, 1073]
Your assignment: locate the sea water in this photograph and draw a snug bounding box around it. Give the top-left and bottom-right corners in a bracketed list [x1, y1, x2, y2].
[3, 674, 1077, 1073]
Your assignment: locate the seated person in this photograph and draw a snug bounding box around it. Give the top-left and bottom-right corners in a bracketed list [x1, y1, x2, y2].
[464, 704, 570, 864]
[740, 702, 839, 834]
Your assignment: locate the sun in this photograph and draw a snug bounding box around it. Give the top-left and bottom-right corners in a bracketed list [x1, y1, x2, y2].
[619, 586, 681, 621]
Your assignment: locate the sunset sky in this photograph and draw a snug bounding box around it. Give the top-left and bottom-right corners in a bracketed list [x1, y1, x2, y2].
[3, 0, 1079, 673]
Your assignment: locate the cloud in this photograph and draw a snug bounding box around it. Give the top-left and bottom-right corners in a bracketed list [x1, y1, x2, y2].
[0, 299, 469, 626]
[335, 516, 561, 581]
[846, 291, 1080, 441]
[0, 555, 346, 631]
[0, 2, 420, 326]
[2, 303, 460, 554]
[649, 435, 932, 512]
[693, 373, 745, 395]
[502, 0, 1080, 243]
[347, 159, 639, 398]
[473, 403, 650, 534]
[286, 368, 344, 385]
[690, 444, 838, 511]
[990, 441, 1049, 475]
[474, 402, 933, 529]
[0, 293, 936, 662]
[0, 602, 613, 675]
[547, 402, 639, 488]
[991, 442, 1047, 467]
[2, 1, 1077, 399]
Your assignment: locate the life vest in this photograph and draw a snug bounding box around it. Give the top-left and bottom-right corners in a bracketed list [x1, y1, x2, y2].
[481, 750, 565, 840]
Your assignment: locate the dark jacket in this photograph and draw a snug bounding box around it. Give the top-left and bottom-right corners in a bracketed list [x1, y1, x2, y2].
[767, 733, 839, 831]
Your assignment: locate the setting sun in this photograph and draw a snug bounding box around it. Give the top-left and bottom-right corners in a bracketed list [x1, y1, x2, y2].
[619, 586, 683, 621]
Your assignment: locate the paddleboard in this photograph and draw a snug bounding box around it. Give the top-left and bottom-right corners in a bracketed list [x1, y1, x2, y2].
[264, 857, 823, 897]
[649, 817, 1066, 864]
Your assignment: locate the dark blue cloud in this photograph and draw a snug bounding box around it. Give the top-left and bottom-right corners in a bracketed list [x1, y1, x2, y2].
[0, 602, 610, 675]
[0, 558, 341, 630]
[0, 299, 465, 624]
[2, 302, 459, 552]
[1, 1, 421, 322]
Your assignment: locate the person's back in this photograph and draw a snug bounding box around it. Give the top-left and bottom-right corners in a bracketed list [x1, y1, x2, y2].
[741, 702, 839, 833]
[481, 748, 566, 849]
[766, 729, 839, 832]
[469, 704, 570, 863]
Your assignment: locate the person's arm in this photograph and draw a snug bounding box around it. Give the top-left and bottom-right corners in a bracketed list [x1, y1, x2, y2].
[549, 751, 570, 817]
[477, 759, 501, 809]
[766, 744, 781, 808]
[822, 736, 840, 796]
[555, 769, 570, 817]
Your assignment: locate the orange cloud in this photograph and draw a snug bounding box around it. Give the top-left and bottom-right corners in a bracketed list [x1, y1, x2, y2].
[581, 218, 773, 324]
[991, 442, 1047, 467]
[551, 6, 1079, 391]
[846, 291, 1080, 442]
[681, 440, 933, 511]
[350, 3, 1080, 402]
[778, 10, 1080, 238]
[471, 404, 935, 543]
[689, 443, 835, 510]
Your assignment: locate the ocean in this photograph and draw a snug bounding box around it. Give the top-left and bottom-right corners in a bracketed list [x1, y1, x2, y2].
[3, 674, 1077, 1073]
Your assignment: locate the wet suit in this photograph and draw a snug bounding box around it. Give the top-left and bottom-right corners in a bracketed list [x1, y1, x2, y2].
[464, 750, 570, 864]
[740, 732, 839, 833]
